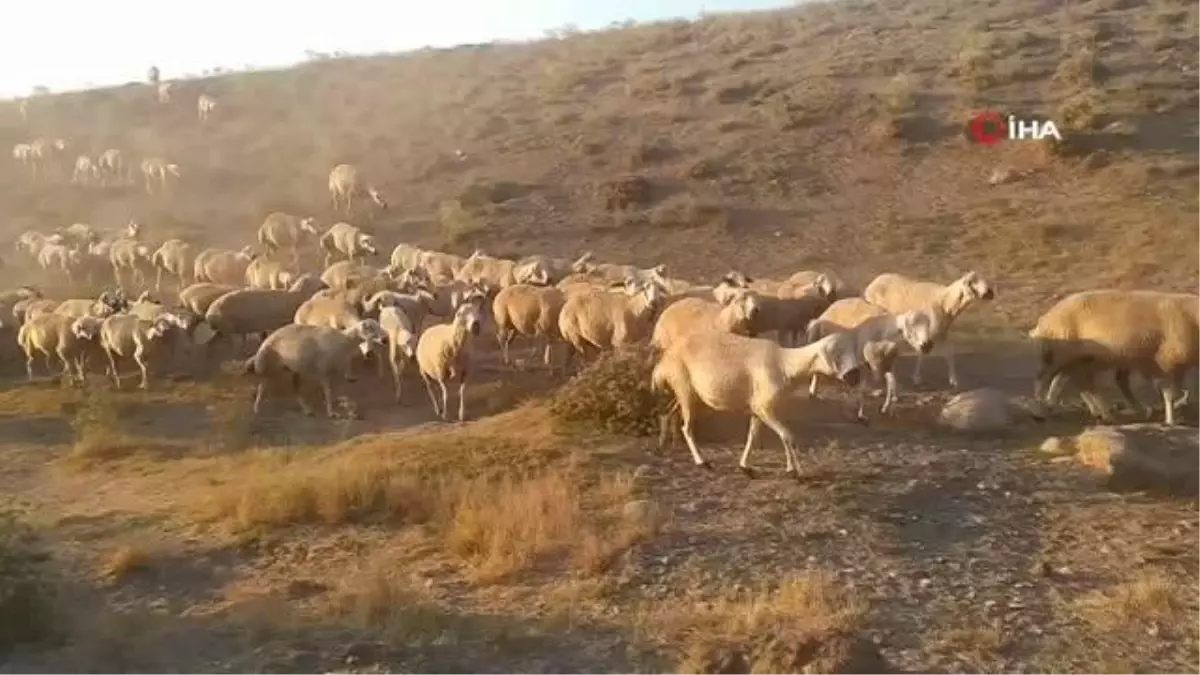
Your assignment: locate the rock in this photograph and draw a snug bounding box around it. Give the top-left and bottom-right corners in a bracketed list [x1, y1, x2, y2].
[988, 166, 1019, 185]
[1039, 436, 1069, 455]
[1051, 424, 1199, 495]
[938, 388, 1020, 432]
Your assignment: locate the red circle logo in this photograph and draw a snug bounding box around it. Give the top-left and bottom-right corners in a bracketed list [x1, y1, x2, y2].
[968, 111, 1007, 145]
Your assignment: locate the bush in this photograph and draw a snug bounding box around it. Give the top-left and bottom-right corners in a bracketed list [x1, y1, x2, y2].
[549, 347, 672, 437]
[0, 510, 58, 657]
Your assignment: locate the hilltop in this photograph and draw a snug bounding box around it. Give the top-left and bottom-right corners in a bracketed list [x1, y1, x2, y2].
[0, 0, 1196, 671]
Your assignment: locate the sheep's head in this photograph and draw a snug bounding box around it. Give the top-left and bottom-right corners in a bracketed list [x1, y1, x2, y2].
[237, 245, 257, 261]
[515, 261, 551, 286]
[453, 301, 484, 337]
[368, 188, 388, 210]
[146, 312, 189, 340]
[70, 316, 103, 341]
[714, 273, 754, 304]
[97, 289, 129, 315]
[571, 251, 594, 273]
[357, 235, 378, 256]
[290, 273, 328, 297]
[958, 271, 995, 301]
[299, 217, 318, 235]
[397, 331, 418, 359]
[350, 319, 388, 356]
[721, 271, 753, 288]
[813, 273, 836, 300]
[897, 309, 936, 354]
[727, 289, 762, 327]
[125, 220, 141, 238]
[815, 332, 864, 387]
[53, 139, 66, 151]
[451, 284, 488, 311]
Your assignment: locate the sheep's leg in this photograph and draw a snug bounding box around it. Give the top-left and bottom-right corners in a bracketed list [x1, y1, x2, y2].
[319, 377, 337, 418]
[1160, 371, 1186, 425]
[389, 356, 404, 404]
[808, 374, 821, 399]
[498, 329, 514, 366]
[421, 374, 441, 417]
[437, 379, 450, 421]
[456, 375, 467, 422]
[1112, 370, 1153, 419]
[736, 416, 764, 477]
[134, 348, 150, 389]
[106, 351, 122, 388]
[911, 351, 925, 386]
[756, 407, 800, 477]
[542, 339, 554, 371]
[657, 400, 680, 450]
[880, 371, 898, 415]
[24, 353, 35, 381]
[677, 400, 710, 469]
[943, 343, 959, 389]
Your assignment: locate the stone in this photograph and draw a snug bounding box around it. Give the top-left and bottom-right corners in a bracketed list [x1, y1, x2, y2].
[1071, 424, 1198, 495]
[938, 388, 1018, 432]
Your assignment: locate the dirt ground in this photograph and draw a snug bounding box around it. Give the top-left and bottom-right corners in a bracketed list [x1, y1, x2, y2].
[0, 0, 1197, 671]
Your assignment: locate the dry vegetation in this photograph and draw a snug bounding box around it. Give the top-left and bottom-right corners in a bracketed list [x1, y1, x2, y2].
[0, 0, 1196, 671]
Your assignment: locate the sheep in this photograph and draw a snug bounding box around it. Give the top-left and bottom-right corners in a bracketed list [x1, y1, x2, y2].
[321, 260, 380, 290]
[54, 290, 129, 320]
[150, 239, 194, 290]
[861, 271, 996, 388]
[780, 269, 851, 300]
[650, 287, 763, 354]
[17, 313, 105, 384]
[557, 277, 666, 368]
[97, 149, 125, 185]
[15, 230, 51, 257]
[514, 252, 594, 286]
[17, 298, 59, 324]
[319, 222, 378, 267]
[201, 274, 329, 350]
[591, 262, 668, 285]
[109, 238, 155, 289]
[37, 243, 83, 282]
[416, 301, 486, 422]
[294, 293, 362, 330]
[651, 330, 866, 477]
[492, 284, 567, 369]
[141, 158, 180, 194]
[328, 163, 388, 216]
[12, 143, 33, 175]
[0, 286, 42, 328]
[364, 288, 437, 329]
[419, 250, 470, 283]
[147, 66, 160, 86]
[258, 212, 318, 268]
[99, 311, 192, 389]
[389, 243, 424, 273]
[194, 245, 258, 285]
[71, 155, 100, 185]
[240, 319, 388, 417]
[454, 251, 523, 291]
[245, 257, 295, 290]
[746, 279, 835, 347]
[197, 94, 216, 122]
[805, 298, 939, 419]
[379, 305, 420, 402]
[62, 222, 100, 251]
[1029, 289, 1199, 425]
[28, 138, 67, 179]
[157, 81, 172, 103]
[178, 282, 239, 316]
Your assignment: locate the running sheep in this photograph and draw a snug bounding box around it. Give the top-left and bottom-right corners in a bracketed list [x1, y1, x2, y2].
[319, 222, 379, 267]
[17, 314, 106, 384]
[150, 239, 194, 290]
[99, 311, 193, 389]
[193, 245, 258, 285]
[328, 163, 388, 216]
[492, 283, 567, 369]
[257, 212, 318, 268]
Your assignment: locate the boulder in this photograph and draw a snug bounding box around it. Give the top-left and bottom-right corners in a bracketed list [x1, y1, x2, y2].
[938, 388, 1028, 432]
[1042, 424, 1198, 495]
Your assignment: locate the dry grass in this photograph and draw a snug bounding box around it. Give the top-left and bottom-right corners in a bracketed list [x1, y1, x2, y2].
[1074, 570, 1193, 635]
[98, 545, 152, 582]
[549, 347, 670, 437]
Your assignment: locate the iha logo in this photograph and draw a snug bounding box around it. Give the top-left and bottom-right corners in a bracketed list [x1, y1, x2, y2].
[966, 110, 1062, 144]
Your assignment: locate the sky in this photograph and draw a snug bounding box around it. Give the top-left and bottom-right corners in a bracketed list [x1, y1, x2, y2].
[2, 0, 794, 98]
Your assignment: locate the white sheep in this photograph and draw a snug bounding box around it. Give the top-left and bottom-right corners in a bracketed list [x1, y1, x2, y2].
[455, 251, 523, 291]
[379, 305, 420, 402]
[651, 286, 762, 353]
[389, 243, 424, 273]
[416, 301, 486, 422]
[0, 286, 42, 328]
[71, 155, 100, 185]
[157, 81, 173, 104]
[100, 311, 192, 388]
[194, 245, 257, 285]
[320, 260, 379, 290]
[557, 278, 665, 367]
[805, 298, 938, 420]
[591, 261, 667, 285]
[97, 149, 125, 185]
[18, 298, 60, 324]
[862, 271, 996, 388]
[17, 313, 105, 384]
[53, 290, 129, 320]
[240, 319, 388, 417]
[245, 257, 295, 290]
[513, 252, 594, 286]
[37, 243, 83, 282]
[328, 163, 388, 216]
[141, 158, 180, 194]
[178, 282, 239, 316]
[319, 222, 378, 267]
[257, 212, 318, 268]
[745, 276, 835, 347]
[201, 274, 329, 349]
[363, 288, 436, 329]
[197, 94, 216, 122]
[109, 238, 154, 289]
[150, 239, 194, 290]
[294, 293, 362, 330]
[1029, 289, 1199, 425]
[492, 284, 567, 369]
[419, 250, 470, 283]
[651, 330, 866, 477]
[27, 138, 67, 179]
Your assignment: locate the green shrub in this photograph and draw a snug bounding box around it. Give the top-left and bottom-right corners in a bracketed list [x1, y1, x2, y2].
[549, 347, 672, 437]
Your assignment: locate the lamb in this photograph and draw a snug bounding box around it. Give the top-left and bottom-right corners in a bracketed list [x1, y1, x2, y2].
[294, 293, 362, 330]
[328, 163, 388, 216]
[805, 298, 939, 419]
[319, 222, 379, 267]
[151, 239, 194, 290]
[492, 284, 567, 369]
[651, 330, 865, 477]
[245, 257, 295, 290]
[17, 313, 106, 384]
[240, 319, 388, 417]
[861, 271, 996, 388]
[71, 155, 100, 185]
[201, 274, 328, 348]
[109, 238, 155, 288]
[379, 305, 420, 402]
[197, 94, 216, 122]
[557, 277, 666, 367]
[99, 311, 192, 389]
[178, 282, 239, 316]
[141, 158, 180, 194]
[1029, 289, 1199, 425]
[650, 287, 762, 353]
[194, 245, 257, 285]
[416, 301, 486, 422]
[97, 149, 125, 185]
[257, 212, 318, 268]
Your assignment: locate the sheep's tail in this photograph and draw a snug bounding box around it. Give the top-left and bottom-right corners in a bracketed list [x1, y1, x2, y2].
[649, 356, 670, 394]
[239, 356, 258, 376]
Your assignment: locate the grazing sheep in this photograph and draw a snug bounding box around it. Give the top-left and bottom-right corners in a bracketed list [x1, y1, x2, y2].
[245, 257, 295, 290]
[651, 330, 865, 477]
[492, 284, 567, 368]
[202, 273, 328, 348]
[197, 94, 216, 122]
[319, 222, 378, 267]
[71, 155, 100, 185]
[379, 305, 420, 402]
[97, 149, 125, 185]
[178, 282, 239, 316]
[294, 293, 362, 330]
[651, 287, 762, 353]
[1029, 289, 1199, 425]
[109, 238, 155, 289]
[240, 319, 388, 417]
[557, 278, 666, 367]
[141, 158, 180, 194]
[328, 163, 388, 216]
[194, 245, 257, 285]
[257, 212, 318, 268]
[416, 301, 486, 422]
[99, 311, 192, 389]
[862, 271, 996, 388]
[150, 239, 194, 290]
[805, 298, 939, 419]
[17, 313, 105, 383]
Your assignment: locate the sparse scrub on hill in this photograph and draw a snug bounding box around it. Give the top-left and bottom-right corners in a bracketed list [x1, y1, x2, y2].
[882, 73, 918, 114]
[66, 390, 130, 464]
[549, 347, 671, 437]
[649, 193, 729, 230]
[1053, 46, 1108, 89]
[625, 138, 674, 170]
[98, 544, 152, 583]
[0, 511, 58, 657]
[438, 199, 488, 244]
[597, 175, 654, 211]
[1057, 88, 1104, 130]
[949, 30, 998, 89]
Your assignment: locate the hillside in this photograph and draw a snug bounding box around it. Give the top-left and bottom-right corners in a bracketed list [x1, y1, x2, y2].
[0, 0, 1197, 671]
